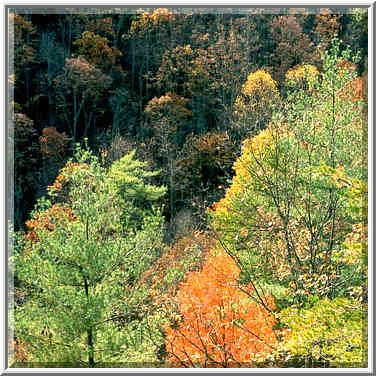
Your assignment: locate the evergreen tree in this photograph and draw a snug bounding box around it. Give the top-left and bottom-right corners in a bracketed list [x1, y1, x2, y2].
[14, 145, 166, 366]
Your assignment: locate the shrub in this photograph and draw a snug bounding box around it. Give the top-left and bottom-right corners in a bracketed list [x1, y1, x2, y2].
[275, 297, 367, 367]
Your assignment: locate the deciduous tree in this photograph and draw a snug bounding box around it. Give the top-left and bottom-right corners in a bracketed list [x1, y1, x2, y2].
[55, 57, 112, 149]
[165, 248, 277, 367]
[210, 41, 365, 305]
[269, 15, 316, 83]
[73, 31, 122, 71]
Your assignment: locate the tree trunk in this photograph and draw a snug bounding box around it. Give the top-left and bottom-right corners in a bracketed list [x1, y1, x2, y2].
[84, 277, 94, 366]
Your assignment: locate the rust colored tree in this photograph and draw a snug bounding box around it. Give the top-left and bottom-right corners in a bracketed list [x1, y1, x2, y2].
[9, 13, 35, 106]
[144, 92, 191, 217]
[269, 15, 316, 83]
[55, 57, 112, 149]
[12, 112, 39, 228]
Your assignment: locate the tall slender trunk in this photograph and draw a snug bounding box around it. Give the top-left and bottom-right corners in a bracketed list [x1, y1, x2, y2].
[72, 93, 78, 155]
[84, 215, 94, 366]
[84, 277, 94, 366]
[169, 156, 174, 219]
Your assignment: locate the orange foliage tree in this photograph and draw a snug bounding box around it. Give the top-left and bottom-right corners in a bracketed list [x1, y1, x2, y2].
[24, 204, 76, 244]
[23, 160, 89, 247]
[165, 248, 277, 367]
[137, 230, 212, 313]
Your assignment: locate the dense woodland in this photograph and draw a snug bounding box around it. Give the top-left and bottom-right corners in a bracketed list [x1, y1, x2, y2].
[9, 8, 368, 367]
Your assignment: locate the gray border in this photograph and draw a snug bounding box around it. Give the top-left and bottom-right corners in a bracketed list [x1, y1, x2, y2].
[5, 5, 12, 374]
[3, 3, 373, 375]
[372, 3, 375, 376]
[5, 5, 372, 15]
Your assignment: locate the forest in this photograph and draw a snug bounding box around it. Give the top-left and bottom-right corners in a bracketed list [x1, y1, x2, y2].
[9, 7, 368, 368]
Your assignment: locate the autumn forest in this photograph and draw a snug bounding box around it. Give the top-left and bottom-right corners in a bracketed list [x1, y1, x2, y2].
[9, 7, 368, 368]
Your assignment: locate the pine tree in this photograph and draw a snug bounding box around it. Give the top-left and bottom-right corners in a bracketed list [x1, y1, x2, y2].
[14, 145, 166, 366]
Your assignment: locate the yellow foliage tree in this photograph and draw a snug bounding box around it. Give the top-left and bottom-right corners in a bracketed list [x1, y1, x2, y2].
[73, 31, 122, 70]
[210, 41, 366, 305]
[285, 64, 319, 92]
[233, 70, 280, 139]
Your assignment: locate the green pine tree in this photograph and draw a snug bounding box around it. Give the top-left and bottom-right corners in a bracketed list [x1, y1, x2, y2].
[14, 145, 166, 366]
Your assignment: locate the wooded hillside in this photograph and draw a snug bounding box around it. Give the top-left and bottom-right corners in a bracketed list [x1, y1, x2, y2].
[9, 7, 368, 368]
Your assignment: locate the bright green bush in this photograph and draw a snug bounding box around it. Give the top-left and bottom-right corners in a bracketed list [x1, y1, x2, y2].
[276, 297, 367, 367]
